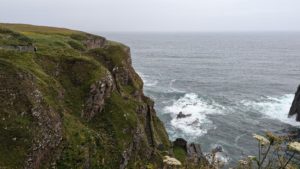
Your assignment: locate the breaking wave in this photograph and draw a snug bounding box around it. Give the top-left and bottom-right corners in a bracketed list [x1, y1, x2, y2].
[241, 94, 299, 126]
[138, 72, 158, 87]
[163, 93, 225, 138]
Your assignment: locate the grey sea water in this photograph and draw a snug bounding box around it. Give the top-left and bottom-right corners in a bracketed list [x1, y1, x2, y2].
[99, 32, 300, 165]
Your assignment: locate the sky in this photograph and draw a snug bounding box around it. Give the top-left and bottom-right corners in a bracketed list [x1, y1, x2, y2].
[1, 0, 300, 32]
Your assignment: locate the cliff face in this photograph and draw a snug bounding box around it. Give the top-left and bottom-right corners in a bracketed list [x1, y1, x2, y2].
[289, 85, 300, 121]
[0, 24, 173, 169]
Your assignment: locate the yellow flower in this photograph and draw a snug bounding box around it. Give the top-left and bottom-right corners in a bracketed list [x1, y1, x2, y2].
[253, 134, 270, 145]
[288, 142, 300, 153]
[163, 156, 182, 166]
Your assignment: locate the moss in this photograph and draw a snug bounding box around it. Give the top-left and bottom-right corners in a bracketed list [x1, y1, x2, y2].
[173, 146, 187, 163]
[57, 56, 107, 116]
[152, 116, 171, 149]
[57, 113, 96, 169]
[99, 92, 138, 148]
[88, 43, 129, 67]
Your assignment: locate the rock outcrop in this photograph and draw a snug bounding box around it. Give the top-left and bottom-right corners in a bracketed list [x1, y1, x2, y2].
[82, 72, 114, 121]
[173, 138, 207, 165]
[289, 85, 300, 121]
[84, 35, 106, 49]
[177, 112, 192, 119]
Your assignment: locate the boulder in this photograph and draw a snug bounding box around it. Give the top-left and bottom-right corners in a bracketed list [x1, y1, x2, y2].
[173, 138, 187, 150]
[176, 111, 192, 119]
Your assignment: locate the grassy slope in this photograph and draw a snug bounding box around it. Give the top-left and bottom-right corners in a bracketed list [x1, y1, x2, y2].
[0, 23, 170, 169]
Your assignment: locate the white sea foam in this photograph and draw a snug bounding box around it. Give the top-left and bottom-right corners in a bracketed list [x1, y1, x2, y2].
[206, 144, 231, 164]
[242, 94, 299, 126]
[164, 93, 225, 138]
[205, 152, 230, 165]
[144, 80, 158, 87]
[138, 72, 158, 87]
[168, 79, 185, 93]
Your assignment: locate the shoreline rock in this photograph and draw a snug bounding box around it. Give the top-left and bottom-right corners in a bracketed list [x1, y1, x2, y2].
[176, 111, 192, 119]
[289, 85, 300, 121]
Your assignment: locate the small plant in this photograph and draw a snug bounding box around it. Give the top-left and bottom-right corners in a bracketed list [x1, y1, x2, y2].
[236, 132, 299, 169]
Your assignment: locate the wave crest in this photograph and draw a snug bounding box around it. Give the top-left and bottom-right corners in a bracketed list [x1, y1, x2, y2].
[164, 93, 225, 138]
[241, 94, 299, 126]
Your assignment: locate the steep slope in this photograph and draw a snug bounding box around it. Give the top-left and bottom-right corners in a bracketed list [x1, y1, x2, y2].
[0, 23, 173, 169]
[289, 85, 300, 121]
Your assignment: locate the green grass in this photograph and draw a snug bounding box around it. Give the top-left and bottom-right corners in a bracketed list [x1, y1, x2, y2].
[68, 40, 86, 51]
[0, 23, 82, 36]
[0, 27, 33, 46]
[173, 145, 187, 163]
[0, 62, 37, 169]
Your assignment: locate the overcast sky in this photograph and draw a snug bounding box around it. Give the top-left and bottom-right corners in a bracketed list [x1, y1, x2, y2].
[1, 0, 300, 32]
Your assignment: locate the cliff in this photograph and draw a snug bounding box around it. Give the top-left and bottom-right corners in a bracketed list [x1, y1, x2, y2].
[0, 24, 205, 169]
[289, 85, 300, 121]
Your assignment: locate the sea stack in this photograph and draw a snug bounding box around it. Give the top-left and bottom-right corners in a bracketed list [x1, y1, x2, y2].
[289, 85, 300, 121]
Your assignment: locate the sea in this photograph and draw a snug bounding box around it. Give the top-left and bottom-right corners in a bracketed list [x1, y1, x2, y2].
[99, 32, 300, 166]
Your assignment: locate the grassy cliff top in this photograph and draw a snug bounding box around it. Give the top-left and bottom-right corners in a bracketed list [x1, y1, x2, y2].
[0, 23, 83, 35]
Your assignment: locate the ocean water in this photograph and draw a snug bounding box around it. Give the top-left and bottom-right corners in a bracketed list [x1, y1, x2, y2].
[100, 32, 300, 165]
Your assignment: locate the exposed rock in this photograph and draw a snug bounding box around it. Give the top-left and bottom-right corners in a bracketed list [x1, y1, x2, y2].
[176, 112, 192, 119]
[119, 127, 144, 169]
[173, 138, 207, 165]
[173, 138, 187, 149]
[25, 87, 62, 169]
[289, 85, 300, 121]
[212, 145, 223, 153]
[0, 67, 62, 169]
[187, 143, 203, 158]
[82, 72, 114, 121]
[84, 35, 106, 49]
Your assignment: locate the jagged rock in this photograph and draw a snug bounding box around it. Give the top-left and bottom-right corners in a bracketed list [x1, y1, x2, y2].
[173, 138, 187, 150]
[212, 145, 223, 153]
[84, 35, 106, 49]
[289, 85, 300, 121]
[82, 72, 114, 121]
[173, 138, 207, 165]
[176, 111, 192, 119]
[187, 143, 203, 157]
